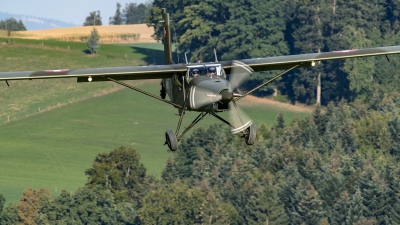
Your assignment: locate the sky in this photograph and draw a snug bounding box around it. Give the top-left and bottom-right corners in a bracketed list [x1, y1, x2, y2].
[0, 0, 150, 25]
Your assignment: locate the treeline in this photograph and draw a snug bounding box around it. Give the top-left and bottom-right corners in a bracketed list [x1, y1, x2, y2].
[83, 2, 152, 26]
[1, 96, 400, 224]
[147, 0, 400, 105]
[109, 2, 152, 25]
[0, 18, 27, 31]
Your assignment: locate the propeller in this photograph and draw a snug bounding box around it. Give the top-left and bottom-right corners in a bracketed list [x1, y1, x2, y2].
[189, 84, 222, 110]
[230, 60, 254, 90]
[228, 60, 254, 134]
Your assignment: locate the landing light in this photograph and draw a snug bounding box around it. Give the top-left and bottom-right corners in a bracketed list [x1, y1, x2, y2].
[311, 61, 316, 67]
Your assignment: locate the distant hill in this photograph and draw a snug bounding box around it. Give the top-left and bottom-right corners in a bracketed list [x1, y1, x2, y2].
[0, 11, 76, 30]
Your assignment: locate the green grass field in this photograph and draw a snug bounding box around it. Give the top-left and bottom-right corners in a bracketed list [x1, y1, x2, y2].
[0, 82, 309, 203]
[0, 38, 310, 203]
[0, 39, 165, 122]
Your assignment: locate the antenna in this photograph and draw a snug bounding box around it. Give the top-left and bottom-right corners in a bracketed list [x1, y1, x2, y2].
[184, 53, 189, 64]
[214, 48, 218, 62]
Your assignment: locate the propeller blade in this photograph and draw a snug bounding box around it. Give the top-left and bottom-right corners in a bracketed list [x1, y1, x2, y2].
[230, 60, 254, 90]
[228, 101, 252, 134]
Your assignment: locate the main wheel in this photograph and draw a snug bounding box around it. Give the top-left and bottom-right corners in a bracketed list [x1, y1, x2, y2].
[165, 129, 178, 151]
[245, 124, 256, 145]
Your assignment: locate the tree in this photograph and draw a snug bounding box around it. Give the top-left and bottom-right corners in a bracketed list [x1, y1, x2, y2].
[85, 146, 148, 203]
[161, 156, 179, 183]
[15, 188, 50, 225]
[297, 182, 326, 224]
[0, 18, 27, 31]
[330, 191, 352, 225]
[83, 11, 102, 26]
[109, 3, 123, 25]
[197, 192, 232, 225]
[286, 0, 326, 105]
[0, 192, 4, 213]
[0, 18, 27, 44]
[0, 204, 18, 225]
[35, 187, 139, 224]
[345, 189, 365, 225]
[139, 182, 205, 224]
[342, 26, 375, 102]
[123, 3, 151, 24]
[86, 27, 100, 54]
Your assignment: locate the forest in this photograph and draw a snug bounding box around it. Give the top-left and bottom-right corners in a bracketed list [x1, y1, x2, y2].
[147, 0, 400, 106]
[2, 0, 400, 224]
[2, 98, 400, 224]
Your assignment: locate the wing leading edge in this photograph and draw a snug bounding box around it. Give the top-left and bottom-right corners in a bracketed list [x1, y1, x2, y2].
[0, 64, 187, 82]
[1, 45, 400, 81]
[221, 45, 400, 72]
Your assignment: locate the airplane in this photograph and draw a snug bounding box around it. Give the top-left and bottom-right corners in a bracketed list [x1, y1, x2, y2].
[1, 8, 400, 151]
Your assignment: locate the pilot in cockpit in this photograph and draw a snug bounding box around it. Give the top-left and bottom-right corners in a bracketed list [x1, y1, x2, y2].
[192, 69, 200, 78]
[208, 67, 216, 76]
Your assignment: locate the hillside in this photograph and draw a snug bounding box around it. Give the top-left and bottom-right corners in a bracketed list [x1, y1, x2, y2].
[0, 11, 76, 30]
[0, 38, 312, 203]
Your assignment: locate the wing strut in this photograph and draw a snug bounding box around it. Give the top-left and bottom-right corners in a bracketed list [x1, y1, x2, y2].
[234, 62, 303, 102]
[105, 76, 182, 108]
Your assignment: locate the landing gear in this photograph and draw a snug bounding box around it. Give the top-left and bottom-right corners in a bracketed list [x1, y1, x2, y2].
[244, 123, 256, 145]
[209, 112, 257, 145]
[165, 129, 178, 151]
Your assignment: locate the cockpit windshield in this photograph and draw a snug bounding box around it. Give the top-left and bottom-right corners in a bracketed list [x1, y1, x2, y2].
[186, 64, 226, 80]
[188, 66, 207, 78]
[206, 64, 224, 76]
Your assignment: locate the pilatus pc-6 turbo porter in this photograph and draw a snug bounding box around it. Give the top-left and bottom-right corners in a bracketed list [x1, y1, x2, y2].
[2, 9, 400, 151]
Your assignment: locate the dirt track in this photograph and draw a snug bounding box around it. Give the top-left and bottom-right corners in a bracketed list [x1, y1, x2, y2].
[237, 95, 314, 112]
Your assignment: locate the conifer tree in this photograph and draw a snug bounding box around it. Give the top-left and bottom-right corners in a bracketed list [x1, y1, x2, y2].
[359, 168, 390, 224]
[391, 193, 400, 224]
[330, 191, 351, 225]
[245, 181, 288, 225]
[345, 189, 365, 225]
[197, 192, 232, 225]
[161, 156, 179, 183]
[86, 27, 100, 54]
[278, 165, 305, 224]
[297, 182, 326, 224]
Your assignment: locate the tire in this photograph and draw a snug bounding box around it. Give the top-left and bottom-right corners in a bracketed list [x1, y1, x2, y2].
[165, 129, 178, 151]
[245, 123, 256, 145]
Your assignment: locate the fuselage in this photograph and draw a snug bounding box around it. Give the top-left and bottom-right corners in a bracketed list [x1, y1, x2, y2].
[161, 63, 233, 112]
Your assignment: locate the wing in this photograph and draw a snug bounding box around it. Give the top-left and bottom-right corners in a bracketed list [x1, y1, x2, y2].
[220, 45, 400, 72]
[1, 45, 400, 82]
[0, 64, 187, 82]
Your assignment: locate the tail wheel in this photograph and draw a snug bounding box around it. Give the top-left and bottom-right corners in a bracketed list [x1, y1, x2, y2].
[165, 129, 178, 151]
[245, 124, 256, 145]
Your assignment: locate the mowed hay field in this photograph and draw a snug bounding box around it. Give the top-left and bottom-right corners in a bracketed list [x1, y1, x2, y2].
[11, 24, 157, 43]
